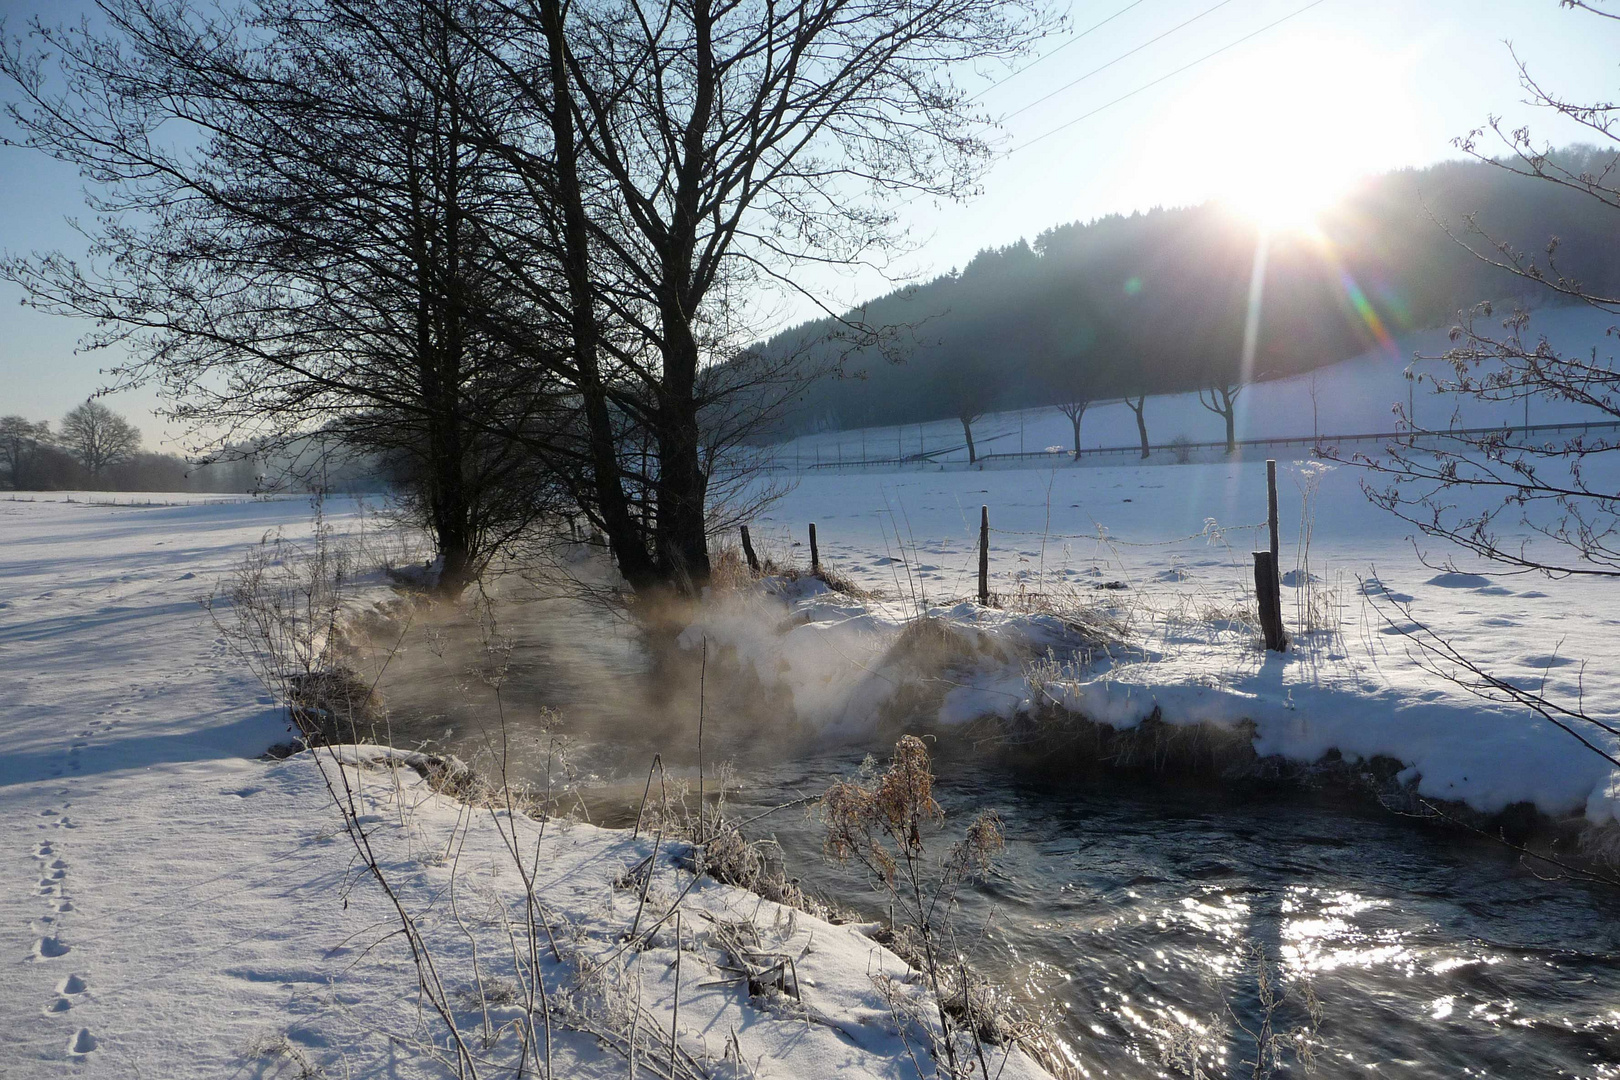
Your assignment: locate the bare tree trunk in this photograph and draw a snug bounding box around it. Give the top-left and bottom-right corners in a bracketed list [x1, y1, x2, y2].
[1128, 395, 1150, 459]
[653, 315, 712, 591]
[960, 415, 978, 464]
[541, 0, 660, 593]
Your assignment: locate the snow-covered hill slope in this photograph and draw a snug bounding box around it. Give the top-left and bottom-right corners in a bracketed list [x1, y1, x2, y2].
[773, 303, 1620, 465]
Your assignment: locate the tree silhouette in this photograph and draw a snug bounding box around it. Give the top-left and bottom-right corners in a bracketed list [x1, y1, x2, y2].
[1199, 382, 1242, 454]
[59, 400, 140, 479]
[0, 416, 51, 489]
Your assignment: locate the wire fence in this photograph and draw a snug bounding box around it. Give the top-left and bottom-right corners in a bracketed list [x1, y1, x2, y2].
[755, 418, 1620, 475]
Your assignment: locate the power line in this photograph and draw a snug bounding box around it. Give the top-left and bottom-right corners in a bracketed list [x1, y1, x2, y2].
[1013, 0, 1334, 155]
[967, 0, 1155, 105]
[993, 0, 1240, 128]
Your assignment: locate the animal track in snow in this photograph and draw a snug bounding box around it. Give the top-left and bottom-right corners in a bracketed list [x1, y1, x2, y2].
[59, 974, 87, 995]
[67, 1028, 97, 1055]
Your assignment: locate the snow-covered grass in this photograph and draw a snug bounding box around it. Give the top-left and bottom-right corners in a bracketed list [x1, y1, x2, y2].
[715, 454, 1620, 829]
[0, 495, 1057, 1078]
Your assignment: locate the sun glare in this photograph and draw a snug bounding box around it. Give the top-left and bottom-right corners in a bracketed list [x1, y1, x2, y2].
[1135, 36, 1423, 232]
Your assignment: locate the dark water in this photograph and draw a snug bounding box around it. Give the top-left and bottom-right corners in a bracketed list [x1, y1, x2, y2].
[374, 587, 1620, 1079]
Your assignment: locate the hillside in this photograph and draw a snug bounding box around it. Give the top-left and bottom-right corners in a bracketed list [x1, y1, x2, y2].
[761, 148, 1620, 437]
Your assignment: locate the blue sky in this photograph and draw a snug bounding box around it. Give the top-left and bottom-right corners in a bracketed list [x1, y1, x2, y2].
[1, 0, 1614, 448]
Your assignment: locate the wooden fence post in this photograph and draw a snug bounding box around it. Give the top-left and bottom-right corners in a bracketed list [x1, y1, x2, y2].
[1253, 550, 1287, 651]
[1258, 458, 1286, 650]
[978, 505, 990, 606]
[808, 522, 819, 573]
[1267, 459, 1280, 570]
[739, 525, 760, 573]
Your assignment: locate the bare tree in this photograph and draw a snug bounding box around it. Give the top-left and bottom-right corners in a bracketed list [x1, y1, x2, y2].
[1057, 399, 1089, 461]
[59, 400, 140, 479]
[0, 416, 52, 489]
[1199, 381, 1241, 454]
[466, 0, 1054, 593]
[1124, 394, 1150, 459]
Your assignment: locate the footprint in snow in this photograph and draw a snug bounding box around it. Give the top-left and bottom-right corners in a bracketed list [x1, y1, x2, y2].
[59, 974, 88, 995]
[67, 1028, 97, 1055]
[43, 998, 71, 1014]
[32, 936, 70, 961]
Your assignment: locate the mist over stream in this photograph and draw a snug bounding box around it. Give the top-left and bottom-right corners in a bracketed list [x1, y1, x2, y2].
[366, 575, 1620, 1079]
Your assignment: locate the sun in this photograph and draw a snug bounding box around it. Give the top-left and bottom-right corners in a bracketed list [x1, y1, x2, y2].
[1137, 35, 1423, 232]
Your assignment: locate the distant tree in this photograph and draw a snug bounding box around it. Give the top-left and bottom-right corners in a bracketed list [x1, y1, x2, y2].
[1033, 345, 1101, 461]
[1199, 382, 1241, 454]
[59, 400, 140, 479]
[0, 416, 51, 489]
[1124, 394, 1150, 459]
[958, 400, 987, 465]
[1056, 399, 1089, 461]
[938, 349, 997, 464]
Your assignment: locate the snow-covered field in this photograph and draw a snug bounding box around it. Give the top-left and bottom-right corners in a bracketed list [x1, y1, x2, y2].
[726, 454, 1620, 825]
[0, 497, 1053, 1078]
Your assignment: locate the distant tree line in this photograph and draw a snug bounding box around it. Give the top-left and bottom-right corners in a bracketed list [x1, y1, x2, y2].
[762, 148, 1620, 446]
[0, 400, 262, 492]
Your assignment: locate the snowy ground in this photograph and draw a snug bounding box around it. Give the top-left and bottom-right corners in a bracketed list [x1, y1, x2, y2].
[5, 379, 1620, 1072]
[721, 454, 1620, 826]
[0, 497, 1052, 1079]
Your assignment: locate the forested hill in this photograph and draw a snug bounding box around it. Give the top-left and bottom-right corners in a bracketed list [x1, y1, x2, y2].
[760, 148, 1620, 436]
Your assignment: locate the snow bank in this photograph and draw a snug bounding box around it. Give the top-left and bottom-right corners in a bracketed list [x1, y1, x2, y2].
[692, 568, 1620, 825]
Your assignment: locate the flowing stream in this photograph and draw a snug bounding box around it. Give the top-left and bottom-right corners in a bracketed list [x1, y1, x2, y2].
[372, 584, 1620, 1078]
